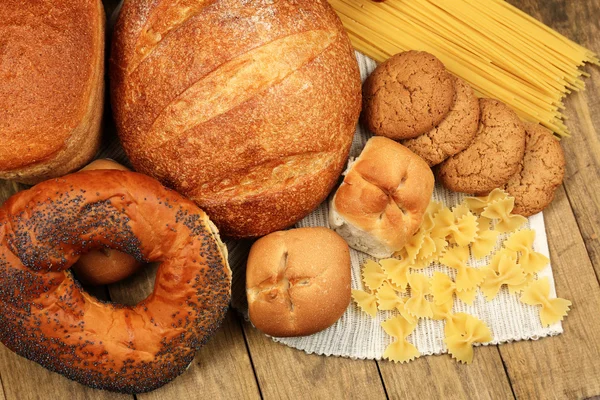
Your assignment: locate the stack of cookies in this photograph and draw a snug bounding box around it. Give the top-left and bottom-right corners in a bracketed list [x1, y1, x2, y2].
[362, 51, 565, 217]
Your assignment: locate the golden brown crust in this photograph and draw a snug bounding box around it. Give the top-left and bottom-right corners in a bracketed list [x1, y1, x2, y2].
[110, 0, 361, 238]
[362, 51, 456, 140]
[0, 170, 231, 393]
[330, 137, 434, 257]
[503, 123, 565, 217]
[246, 227, 351, 337]
[0, 0, 105, 183]
[438, 99, 526, 193]
[402, 76, 480, 166]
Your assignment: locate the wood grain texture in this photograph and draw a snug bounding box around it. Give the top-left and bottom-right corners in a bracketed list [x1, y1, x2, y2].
[242, 320, 387, 400]
[0, 345, 131, 400]
[509, 0, 600, 283]
[109, 264, 261, 400]
[498, 187, 600, 399]
[378, 347, 514, 400]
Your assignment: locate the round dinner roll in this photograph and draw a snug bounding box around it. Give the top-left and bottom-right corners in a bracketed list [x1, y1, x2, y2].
[329, 137, 435, 258]
[0, 0, 105, 184]
[110, 0, 361, 239]
[246, 227, 351, 337]
[74, 159, 143, 285]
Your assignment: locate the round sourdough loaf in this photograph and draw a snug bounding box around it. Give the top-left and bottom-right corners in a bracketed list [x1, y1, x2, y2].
[0, 0, 105, 184]
[110, 0, 361, 238]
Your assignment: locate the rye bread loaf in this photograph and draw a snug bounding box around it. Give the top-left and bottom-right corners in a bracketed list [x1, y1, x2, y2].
[110, 0, 362, 238]
[0, 0, 105, 184]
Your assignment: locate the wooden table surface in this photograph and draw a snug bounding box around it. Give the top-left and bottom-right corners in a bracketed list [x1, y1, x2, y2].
[1, 0, 600, 399]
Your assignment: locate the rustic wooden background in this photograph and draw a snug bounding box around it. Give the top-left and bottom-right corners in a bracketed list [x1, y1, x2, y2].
[0, 0, 599, 399]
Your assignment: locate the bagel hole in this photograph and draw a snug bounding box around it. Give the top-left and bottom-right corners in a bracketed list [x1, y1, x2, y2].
[108, 261, 160, 306]
[71, 250, 158, 306]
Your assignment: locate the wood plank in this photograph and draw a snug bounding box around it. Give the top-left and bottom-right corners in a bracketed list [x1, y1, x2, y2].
[0, 374, 6, 400]
[511, 0, 600, 283]
[498, 187, 600, 399]
[109, 264, 261, 399]
[242, 320, 387, 400]
[0, 345, 131, 400]
[377, 347, 514, 400]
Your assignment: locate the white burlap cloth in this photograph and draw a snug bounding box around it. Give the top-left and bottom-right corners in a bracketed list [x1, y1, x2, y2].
[228, 52, 563, 359]
[98, 51, 562, 360]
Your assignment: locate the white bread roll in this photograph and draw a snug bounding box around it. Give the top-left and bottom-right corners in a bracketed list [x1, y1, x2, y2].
[246, 227, 351, 337]
[329, 137, 434, 258]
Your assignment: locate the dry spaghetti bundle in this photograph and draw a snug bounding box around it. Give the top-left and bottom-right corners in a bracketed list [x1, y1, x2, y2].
[329, 0, 599, 137]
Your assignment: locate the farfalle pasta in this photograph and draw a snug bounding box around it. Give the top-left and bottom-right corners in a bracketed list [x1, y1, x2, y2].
[440, 247, 484, 291]
[352, 290, 378, 318]
[520, 278, 572, 327]
[504, 230, 550, 274]
[349, 191, 569, 366]
[381, 315, 420, 363]
[444, 314, 493, 364]
[482, 197, 527, 233]
[465, 189, 509, 213]
[379, 257, 412, 291]
[431, 272, 477, 306]
[362, 259, 388, 291]
[405, 273, 434, 319]
[480, 253, 526, 301]
[471, 229, 499, 259]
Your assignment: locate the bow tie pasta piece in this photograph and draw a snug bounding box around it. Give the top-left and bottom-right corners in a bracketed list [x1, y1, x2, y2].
[431, 207, 455, 239]
[427, 200, 444, 217]
[480, 253, 526, 300]
[452, 212, 479, 247]
[465, 189, 510, 214]
[471, 229, 500, 259]
[431, 272, 455, 305]
[477, 215, 493, 231]
[376, 281, 406, 311]
[380, 257, 411, 291]
[431, 272, 477, 306]
[381, 316, 420, 363]
[504, 230, 550, 274]
[452, 203, 471, 219]
[440, 247, 484, 291]
[520, 278, 572, 327]
[352, 290, 378, 318]
[444, 314, 493, 364]
[508, 273, 535, 294]
[404, 230, 426, 263]
[481, 197, 527, 233]
[362, 259, 387, 291]
[405, 273, 434, 318]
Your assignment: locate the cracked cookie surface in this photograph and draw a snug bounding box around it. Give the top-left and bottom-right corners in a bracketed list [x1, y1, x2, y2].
[362, 51, 456, 140]
[402, 76, 480, 166]
[502, 123, 565, 217]
[438, 98, 526, 193]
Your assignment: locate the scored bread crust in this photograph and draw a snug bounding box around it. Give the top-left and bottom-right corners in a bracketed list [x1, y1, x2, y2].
[246, 227, 351, 337]
[110, 0, 361, 238]
[0, 0, 105, 184]
[330, 137, 435, 258]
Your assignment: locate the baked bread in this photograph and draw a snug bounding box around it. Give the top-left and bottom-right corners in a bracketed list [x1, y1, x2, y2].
[74, 159, 144, 285]
[110, 0, 361, 238]
[502, 123, 565, 217]
[438, 99, 526, 194]
[362, 51, 456, 140]
[402, 76, 480, 166]
[0, 0, 105, 184]
[329, 137, 434, 258]
[246, 227, 351, 337]
[0, 170, 231, 393]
